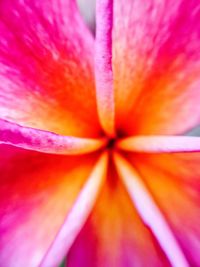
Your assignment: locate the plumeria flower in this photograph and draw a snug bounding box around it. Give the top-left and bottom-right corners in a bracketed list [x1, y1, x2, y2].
[1, 0, 200, 266]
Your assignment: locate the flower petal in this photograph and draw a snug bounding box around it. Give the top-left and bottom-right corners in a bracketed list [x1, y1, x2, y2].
[113, 0, 200, 135]
[117, 135, 200, 153]
[0, 145, 101, 267]
[0, 119, 106, 155]
[67, 163, 171, 267]
[77, 0, 96, 33]
[0, 0, 100, 137]
[95, 0, 115, 136]
[40, 152, 108, 267]
[114, 153, 189, 267]
[131, 152, 200, 266]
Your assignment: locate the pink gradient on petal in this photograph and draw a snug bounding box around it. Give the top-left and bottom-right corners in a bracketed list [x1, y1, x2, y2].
[0, 119, 106, 155]
[114, 153, 189, 267]
[67, 163, 171, 267]
[117, 136, 200, 153]
[95, 0, 115, 137]
[0, 145, 99, 267]
[113, 0, 200, 135]
[0, 0, 101, 137]
[40, 153, 108, 267]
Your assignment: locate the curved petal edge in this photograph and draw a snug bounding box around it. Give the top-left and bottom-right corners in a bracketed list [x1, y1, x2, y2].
[95, 0, 115, 137]
[114, 153, 189, 267]
[117, 136, 200, 153]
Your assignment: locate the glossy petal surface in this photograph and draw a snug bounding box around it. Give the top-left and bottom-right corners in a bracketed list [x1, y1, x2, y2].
[130, 152, 200, 266]
[67, 163, 170, 267]
[0, 144, 99, 267]
[113, 0, 200, 135]
[0, 0, 100, 137]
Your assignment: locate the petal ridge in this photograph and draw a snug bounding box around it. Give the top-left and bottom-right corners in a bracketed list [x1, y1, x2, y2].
[39, 152, 108, 267]
[113, 0, 200, 135]
[114, 153, 189, 267]
[0, 119, 106, 155]
[95, 0, 115, 136]
[0, 0, 100, 137]
[117, 135, 200, 153]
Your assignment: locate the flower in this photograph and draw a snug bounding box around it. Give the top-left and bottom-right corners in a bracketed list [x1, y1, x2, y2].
[0, 0, 200, 266]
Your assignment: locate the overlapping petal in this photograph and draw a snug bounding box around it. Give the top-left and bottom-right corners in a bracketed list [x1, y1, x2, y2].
[113, 0, 200, 135]
[77, 0, 96, 32]
[40, 153, 108, 267]
[114, 154, 189, 267]
[95, 0, 115, 136]
[117, 135, 200, 153]
[67, 163, 171, 267]
[0, 119, 106, 155]
[0, 0, 101, 137]
[0, 144, 102, 267]
[130, 152, 200, 266]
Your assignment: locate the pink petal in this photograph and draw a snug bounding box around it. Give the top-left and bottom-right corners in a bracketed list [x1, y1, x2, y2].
[114, 153, 189, 267]
[67, 163, 171, 267]
[0, 119, 106, 155]
[131, 152, 200, 266]
[77, 0, 96, 33]
[40, 153, 108, 267]
[117, 135, 200, 153]
[0, 145, 102, 267]
[113, 0, 200, 135]
[95, 0, 115, 137]
[0, 0, 101, 137]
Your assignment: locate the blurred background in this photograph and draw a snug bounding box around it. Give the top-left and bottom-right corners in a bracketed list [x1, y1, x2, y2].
[77, 0, 96, 33]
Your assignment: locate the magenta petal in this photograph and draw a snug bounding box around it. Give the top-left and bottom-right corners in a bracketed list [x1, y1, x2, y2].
[67, 165, 171, 267]
[40, 153, 108, 267]
[113, 0, 200, 135]
[118, 136, 200, 153]
[0, 144, 102, 267]
[132, 152, 200, 266]
[95, 0, 115, 136]
[0, 119, 106, 155]
[114, 154, 189, 267]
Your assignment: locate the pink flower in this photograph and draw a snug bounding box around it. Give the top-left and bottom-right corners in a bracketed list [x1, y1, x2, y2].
[0, 0, 200, 266]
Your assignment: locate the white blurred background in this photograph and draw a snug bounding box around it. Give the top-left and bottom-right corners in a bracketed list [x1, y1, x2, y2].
[77, 0, 96, 33]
